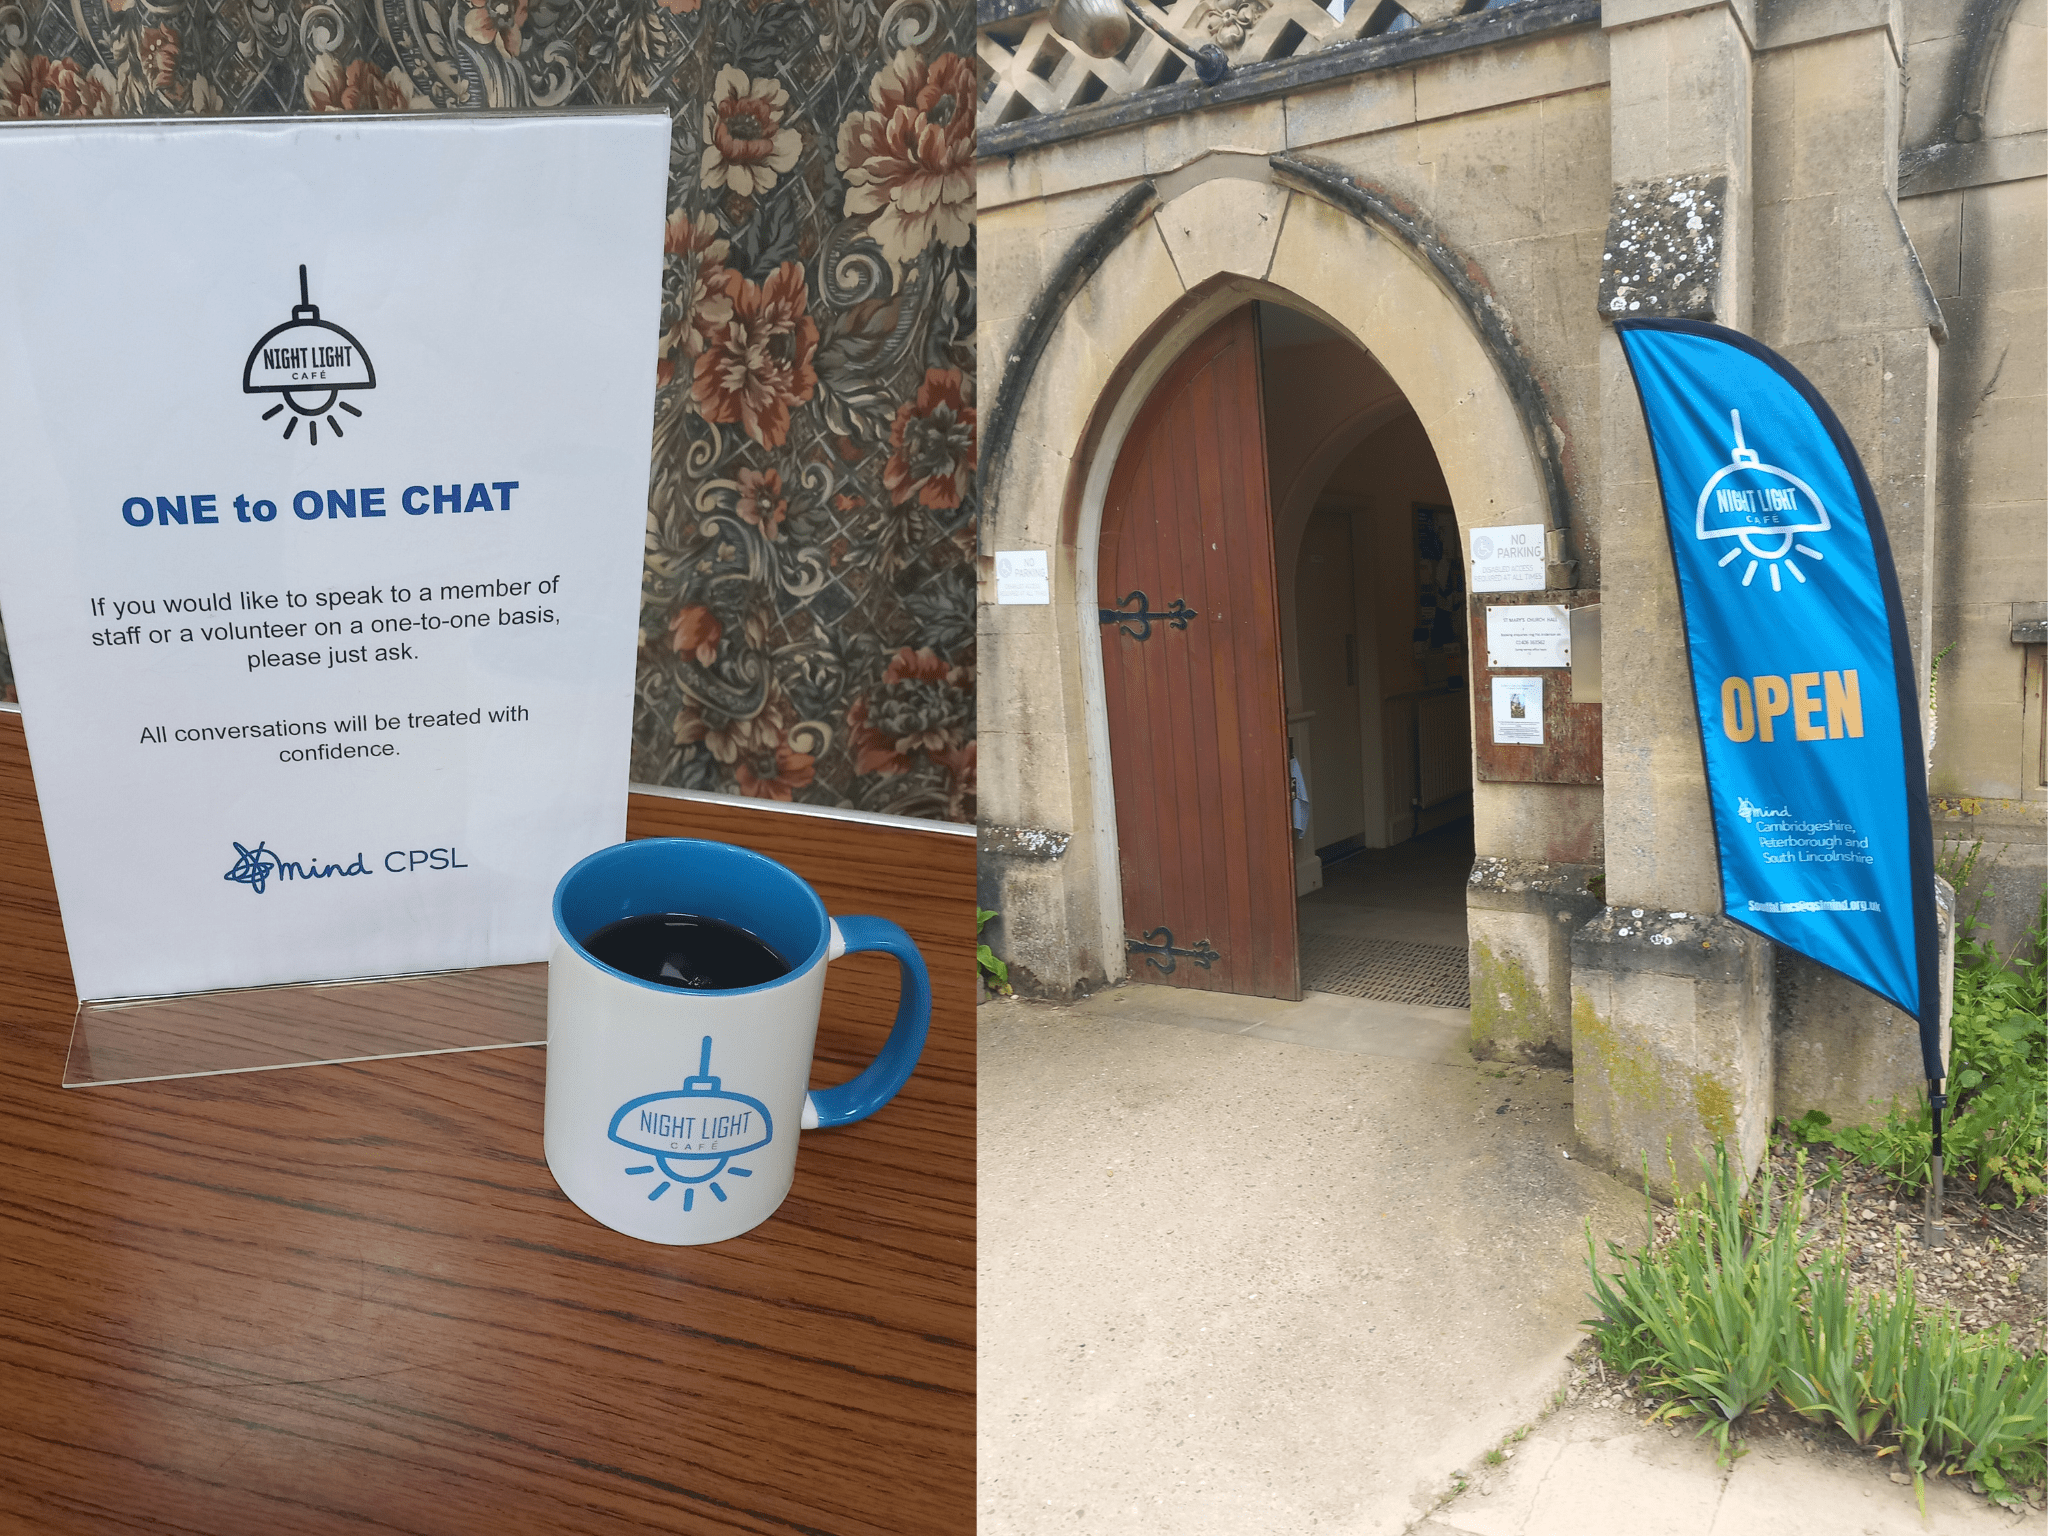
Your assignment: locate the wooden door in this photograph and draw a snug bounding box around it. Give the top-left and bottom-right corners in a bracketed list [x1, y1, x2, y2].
[1099, 306, 1299, 999]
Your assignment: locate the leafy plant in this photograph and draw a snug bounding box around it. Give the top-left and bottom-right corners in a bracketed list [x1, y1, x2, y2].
[1782, 888, 2045, 1207]
[977, 908, 1012, 996]
[1934, 832, 1986, 895]
[1784, 1106, 1932, 1190]
[1948, 1330, 2047, 1503]
[1779, 1234, 1881, 1444]
[1946, 888, 2047, 1205]
[1887, 1280, 1959, 1505]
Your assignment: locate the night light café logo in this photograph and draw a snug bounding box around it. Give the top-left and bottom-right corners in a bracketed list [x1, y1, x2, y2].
[242, 265, 376, 445]
[1694, 410, 1831, 595]
[608, 1037, 774, 1213]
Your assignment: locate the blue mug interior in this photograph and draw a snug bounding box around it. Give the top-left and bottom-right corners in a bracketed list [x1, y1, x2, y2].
[553, 838, 829, 994]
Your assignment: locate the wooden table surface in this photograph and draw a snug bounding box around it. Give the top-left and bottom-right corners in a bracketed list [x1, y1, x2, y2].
[0, 713, 975, 1535]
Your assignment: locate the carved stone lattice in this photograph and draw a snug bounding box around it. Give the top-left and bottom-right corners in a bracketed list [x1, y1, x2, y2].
[1188, 0, 1273, 49]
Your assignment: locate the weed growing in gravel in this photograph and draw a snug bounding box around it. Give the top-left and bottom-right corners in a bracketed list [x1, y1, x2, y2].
[1945, 889, 2047, 1205]
[1584, 1143, 2048, 1510]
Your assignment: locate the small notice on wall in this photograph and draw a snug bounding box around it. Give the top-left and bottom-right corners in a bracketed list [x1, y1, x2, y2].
[1469, 523, 1547, 592]
[994, 550, 1051, 604]
[1492, 678, 1545, 744]
[0, 115, 668, 1001]
[1486, 605, 1571, 668]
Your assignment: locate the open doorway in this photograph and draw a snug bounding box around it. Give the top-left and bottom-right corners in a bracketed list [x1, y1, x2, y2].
[1265, 308, 1474, 1009]
[1091, 298, 1476, 1006]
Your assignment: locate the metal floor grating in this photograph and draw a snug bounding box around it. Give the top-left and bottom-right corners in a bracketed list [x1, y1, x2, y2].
[1298, 933, 1471, 1009]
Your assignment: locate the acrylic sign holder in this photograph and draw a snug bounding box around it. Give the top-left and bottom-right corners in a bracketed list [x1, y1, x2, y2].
[61, 964, 548, 1087]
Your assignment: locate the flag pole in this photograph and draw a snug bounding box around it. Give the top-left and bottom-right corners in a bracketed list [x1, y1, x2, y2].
[1923, 1083, 1946, 1247]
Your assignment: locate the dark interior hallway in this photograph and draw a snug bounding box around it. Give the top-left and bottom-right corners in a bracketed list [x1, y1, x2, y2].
[1297, 818, 1472, 1007]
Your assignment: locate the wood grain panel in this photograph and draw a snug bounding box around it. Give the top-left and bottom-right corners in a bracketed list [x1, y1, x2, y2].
[1158, 377, 1208, 966]
[1171, 382, 1228, 978]
[1216, 311, 1293, 998]
[1098, 306, 1298, 999]
[0, 711, 973, 1536]
[1181, 360, 1236, 980]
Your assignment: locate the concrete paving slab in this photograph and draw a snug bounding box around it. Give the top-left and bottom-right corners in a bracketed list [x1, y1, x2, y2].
[1096, 981, 1475, 1064]
[979, 989, 1644, 1536]
[1445, 1431, 1719, 1536]
[1425, 1403, 2023, 1536]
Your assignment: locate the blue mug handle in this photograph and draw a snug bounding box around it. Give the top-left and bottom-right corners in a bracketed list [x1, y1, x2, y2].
[801, 915, 932, 1129]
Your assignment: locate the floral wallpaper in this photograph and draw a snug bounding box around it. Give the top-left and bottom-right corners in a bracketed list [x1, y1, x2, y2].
[0, 0, 977, 823]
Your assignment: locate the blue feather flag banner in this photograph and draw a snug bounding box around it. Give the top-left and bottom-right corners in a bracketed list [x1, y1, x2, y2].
[1615, 319, 1942, 1082]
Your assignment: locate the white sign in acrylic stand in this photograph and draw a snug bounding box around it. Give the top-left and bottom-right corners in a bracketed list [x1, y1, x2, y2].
[0, 112, 669, 1083]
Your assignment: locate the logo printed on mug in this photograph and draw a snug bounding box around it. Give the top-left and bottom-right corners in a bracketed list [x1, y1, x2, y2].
[608, 1035, 773, 1211]
[546, 838, 932, 1244]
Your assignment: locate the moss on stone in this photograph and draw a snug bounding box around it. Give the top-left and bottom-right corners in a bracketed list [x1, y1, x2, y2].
[1574, 986, 1746, 1194]
[1470, 938, 1551, 1059]
[1570, 989, 1661, 1112]
[1691, 1072, 1736, 1141]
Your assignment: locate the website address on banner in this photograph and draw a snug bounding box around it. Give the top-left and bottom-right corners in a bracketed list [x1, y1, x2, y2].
[1748, 899, 1883, 914]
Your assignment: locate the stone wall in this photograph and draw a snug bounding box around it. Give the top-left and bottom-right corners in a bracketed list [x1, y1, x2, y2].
[1900, 0, 2047, 958]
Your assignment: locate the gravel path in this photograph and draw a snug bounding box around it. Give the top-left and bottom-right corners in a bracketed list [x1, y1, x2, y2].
[1757, 1139, 2044, 1356]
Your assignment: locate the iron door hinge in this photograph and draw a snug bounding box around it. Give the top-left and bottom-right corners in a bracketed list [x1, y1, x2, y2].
[1100, 591, 1195, 642]
[1125, 926, 1220, 974]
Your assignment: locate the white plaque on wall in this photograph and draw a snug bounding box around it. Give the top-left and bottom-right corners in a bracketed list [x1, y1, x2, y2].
[1469, 523, 1547, 592]
[1485, 604, 1571, 668]
[994, 549, 1050, 604]
[0, 114, 668, 1001]
[1491, 677, 1545, 745]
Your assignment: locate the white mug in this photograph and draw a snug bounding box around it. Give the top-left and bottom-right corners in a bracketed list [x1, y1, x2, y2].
[543, 837, 931, 1244]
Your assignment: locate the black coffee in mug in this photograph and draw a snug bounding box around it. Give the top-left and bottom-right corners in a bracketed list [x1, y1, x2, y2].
[581, 913, 792, 991]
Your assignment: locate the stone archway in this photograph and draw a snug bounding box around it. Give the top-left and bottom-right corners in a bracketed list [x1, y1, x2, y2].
[979, 153, 1563, 997]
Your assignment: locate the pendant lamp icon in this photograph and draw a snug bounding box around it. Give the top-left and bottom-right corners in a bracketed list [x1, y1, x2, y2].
[607, 1036, 773, 1211]
[1693, 409, 1830, 593]
[242, 265, 375, 445]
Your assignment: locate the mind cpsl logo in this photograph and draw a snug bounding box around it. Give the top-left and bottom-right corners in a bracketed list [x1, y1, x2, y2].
[1695, 410, 1830, 594]
[608, 1036, 773, 1212]
[223, 840, 371, 892]
[242, 265, 376, 446]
